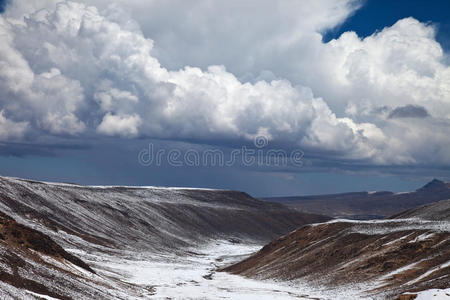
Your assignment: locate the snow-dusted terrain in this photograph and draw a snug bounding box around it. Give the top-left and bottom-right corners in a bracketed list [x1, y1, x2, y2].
[0, 175, 328, 299]
[87, 240, 324, 300]
[0, 175, 449, 299]
[224, 213, 450, 299]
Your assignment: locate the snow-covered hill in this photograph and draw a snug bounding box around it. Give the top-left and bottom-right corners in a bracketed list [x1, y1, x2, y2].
[222, 201, 450, 299]
[0, 175, 328, 299]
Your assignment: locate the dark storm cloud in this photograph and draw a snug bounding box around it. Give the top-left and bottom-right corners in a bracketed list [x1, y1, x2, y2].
[0, 141, 92, 157]
[388, 105, 430, 119]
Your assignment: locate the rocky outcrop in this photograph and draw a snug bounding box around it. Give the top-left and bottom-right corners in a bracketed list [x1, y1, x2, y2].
[0, 210, 94, 273]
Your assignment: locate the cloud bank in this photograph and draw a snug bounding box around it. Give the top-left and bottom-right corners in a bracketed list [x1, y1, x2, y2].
[0, 0, 449, 168]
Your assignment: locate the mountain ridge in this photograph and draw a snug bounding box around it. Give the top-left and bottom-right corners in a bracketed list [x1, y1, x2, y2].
[262, 179, 450, 219]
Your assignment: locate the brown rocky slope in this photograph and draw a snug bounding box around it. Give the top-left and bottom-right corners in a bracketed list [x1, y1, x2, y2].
[221, 201, 450, 299]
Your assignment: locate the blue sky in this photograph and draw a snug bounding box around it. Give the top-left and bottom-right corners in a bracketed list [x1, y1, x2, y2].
[323, 0, 450, 51]
[0, 0, 449, 196]
[0, 0, 7, 13]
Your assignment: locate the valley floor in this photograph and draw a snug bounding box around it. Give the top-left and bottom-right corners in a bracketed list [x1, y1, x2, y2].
[75, 240, 323, 300]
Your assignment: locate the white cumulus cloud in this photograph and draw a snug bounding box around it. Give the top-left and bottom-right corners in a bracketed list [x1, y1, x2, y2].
[0, 0, 449, 167]
[97, 113, 142, 137]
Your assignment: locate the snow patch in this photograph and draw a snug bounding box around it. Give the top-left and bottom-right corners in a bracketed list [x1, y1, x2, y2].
[404, 288, 450, 300]
[408, 232, 435, 243]
[26, 291, 61, 300]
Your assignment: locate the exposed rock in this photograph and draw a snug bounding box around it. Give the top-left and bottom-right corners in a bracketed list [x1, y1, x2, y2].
[0, 210, 94, 273]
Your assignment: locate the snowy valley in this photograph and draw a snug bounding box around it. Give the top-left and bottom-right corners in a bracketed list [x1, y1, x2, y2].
[0, 176, 448, 299]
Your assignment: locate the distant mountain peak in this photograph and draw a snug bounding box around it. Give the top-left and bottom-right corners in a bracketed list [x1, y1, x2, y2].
[417, 178, 448, 192]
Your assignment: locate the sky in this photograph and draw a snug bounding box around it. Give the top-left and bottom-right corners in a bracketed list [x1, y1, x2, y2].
[0, 0, 449, 196]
